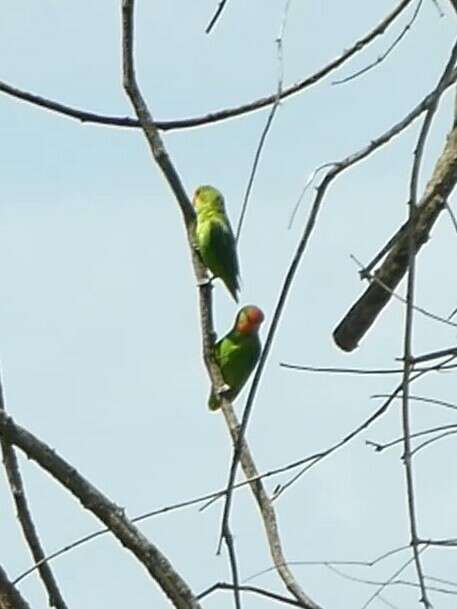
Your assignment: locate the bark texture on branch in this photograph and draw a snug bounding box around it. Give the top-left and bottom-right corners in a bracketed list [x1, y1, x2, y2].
[0, 566, 31, 609]
[333, 126, 457, 351]
[0, 412, 202, 609]
[221, 406, 323, 609]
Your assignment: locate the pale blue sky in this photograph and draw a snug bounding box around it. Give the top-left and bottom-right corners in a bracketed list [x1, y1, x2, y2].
[1, 2, 457, 608]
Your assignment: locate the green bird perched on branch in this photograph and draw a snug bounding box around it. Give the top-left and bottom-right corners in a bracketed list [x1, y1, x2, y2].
[193, 185, 240, 301]
[209, 305, 264, 411]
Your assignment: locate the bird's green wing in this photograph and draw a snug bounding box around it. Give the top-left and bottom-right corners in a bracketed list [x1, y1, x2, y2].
[202, 219, 240, 301]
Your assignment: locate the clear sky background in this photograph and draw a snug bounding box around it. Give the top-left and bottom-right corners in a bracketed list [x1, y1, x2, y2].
[1, 1, 457, 608]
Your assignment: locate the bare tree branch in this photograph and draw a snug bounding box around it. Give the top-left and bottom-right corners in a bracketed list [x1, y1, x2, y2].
[245, 544, 412, 582]
[372, 394, 457, 412]
[0, 410, 202, 609]
[333, 0, 423, 85]
[205, 0, 230, 34]
[409, 345, 457, 363]
[197, 581, 303, 606]
[219, 51, 457, 556]
[333, 40, 457, 351]
[280, 362, 457, 374]
[0, 383, 69, 609]
[274, 355, 457, 498]
[326, 563, 455, 597]
[367, 424, 457, 453]
[235, 0, 289, 242]
[120, 2, 243, 606]
[361, 548, 428, 609]
[219, 406, 323, 609]
[398, 53, 445, 605]
[349, 254, 457, 330]
[13, 349, 456, 589]
[0, 565, 32, 609]
[0, 0, 414, 132]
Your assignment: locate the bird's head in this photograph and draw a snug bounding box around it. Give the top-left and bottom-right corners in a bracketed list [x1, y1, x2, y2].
[235, 306, 265, 335]
[193, 185, 225, 213]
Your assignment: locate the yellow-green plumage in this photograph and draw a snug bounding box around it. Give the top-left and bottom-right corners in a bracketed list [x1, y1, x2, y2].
[193, 185, 240, 301]
[209, 306, 264, 411]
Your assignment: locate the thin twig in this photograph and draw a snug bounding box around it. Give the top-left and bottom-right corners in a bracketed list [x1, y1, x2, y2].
[366, 423, 457, 452]
[235, 109, 279, 241]
[350, 253, 457, 330]
[288, 163, 336, 230]
[197, 582, 302, 606]
[361, 547, 429, 609]
[205, 0, 230, 34]
[327, 563, 454, 596]
[430, 0, 444, 17]
[235, 0, 290, 242]
[411, 428, 457, 456]
[333, 0, 423, 85]
[281, 363, 435, 375]
[245, 544, 411, 583]
[444, 201, 457, 232]
[398, 58, 440, 608]
[273, 355, 457, 499]
[0, 379, 69, 609]
[378, 595, 402, 609]
[371, 394, 457, 412]
[0, 0, 415, 132]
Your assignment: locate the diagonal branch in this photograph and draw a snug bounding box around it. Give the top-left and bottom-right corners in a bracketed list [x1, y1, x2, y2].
[0, 409, 202, 609]
[333, 39, 457, 351]
[0, 564, 32, 609]
[220, 406, 323, 609]
[205, 0, 230, 34]
[217, 52, 457, 597]
[0, 383, 69, 609]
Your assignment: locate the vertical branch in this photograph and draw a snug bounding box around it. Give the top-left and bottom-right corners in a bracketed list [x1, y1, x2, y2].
[399, 66, 446, 609]
[333, 40, 457, 351]
[0, 379, 69, 609]
[220, 406, 323, 609]
[121, 1, 241, 605]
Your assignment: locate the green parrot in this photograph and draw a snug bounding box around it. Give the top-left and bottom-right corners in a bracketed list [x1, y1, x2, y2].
[209, 305, 265, 411]
[193, 185, 240, 301]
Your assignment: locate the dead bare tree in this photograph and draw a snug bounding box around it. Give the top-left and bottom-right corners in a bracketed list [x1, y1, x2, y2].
[1, 2, 457, 609]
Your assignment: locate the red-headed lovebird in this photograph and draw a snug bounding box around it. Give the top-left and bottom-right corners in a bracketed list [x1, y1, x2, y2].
[209, 305, 264, 411]
[193, 185, 240, 301]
